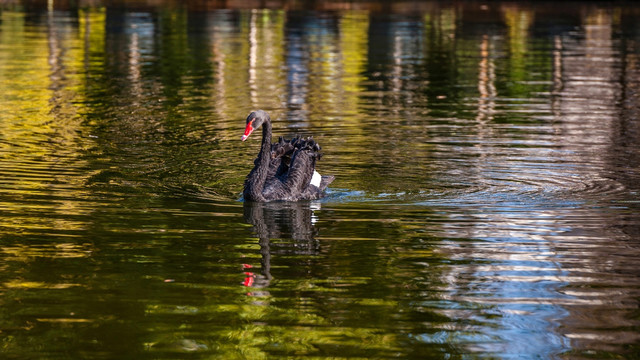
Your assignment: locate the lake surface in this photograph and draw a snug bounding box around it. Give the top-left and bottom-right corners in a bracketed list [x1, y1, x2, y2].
[1, 1, 640, 358]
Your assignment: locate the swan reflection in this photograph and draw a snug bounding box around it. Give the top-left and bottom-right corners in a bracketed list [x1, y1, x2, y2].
[242, 201, 322, 292]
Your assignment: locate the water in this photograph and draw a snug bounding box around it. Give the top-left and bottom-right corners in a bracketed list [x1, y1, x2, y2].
[1, 2, 640, 358]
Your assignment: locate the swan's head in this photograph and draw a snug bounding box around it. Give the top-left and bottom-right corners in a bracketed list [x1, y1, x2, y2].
[242, 110, 270, 141]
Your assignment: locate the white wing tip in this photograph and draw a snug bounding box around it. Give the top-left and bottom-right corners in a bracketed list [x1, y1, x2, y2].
[310, 170, 322, 188]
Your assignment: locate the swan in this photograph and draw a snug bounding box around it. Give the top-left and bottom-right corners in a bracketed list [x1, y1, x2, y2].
[241, 110, 334, 202]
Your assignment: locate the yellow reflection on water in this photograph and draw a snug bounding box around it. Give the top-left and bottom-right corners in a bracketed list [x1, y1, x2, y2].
[0, 10, 106, 234]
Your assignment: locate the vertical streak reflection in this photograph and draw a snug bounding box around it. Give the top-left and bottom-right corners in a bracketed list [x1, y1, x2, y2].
[249, 9, 258, 107]
[476, 34, 496, 124]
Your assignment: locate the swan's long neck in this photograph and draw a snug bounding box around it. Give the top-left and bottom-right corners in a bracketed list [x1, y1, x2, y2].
[245, 120, 272, 201]
[260, 120, 272, 159]
[256, 120, 272, 174]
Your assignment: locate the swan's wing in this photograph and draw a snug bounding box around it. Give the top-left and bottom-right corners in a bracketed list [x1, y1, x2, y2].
[260, 136, 332, 201]
[284, 137, 325, 191]
[270, 136, 298, 177]
[284, 147, 317, 193]
[270, 136, 295, 160]
[265, 156, 281, 179]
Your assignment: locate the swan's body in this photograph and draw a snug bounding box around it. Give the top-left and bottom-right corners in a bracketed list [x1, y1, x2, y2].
[242, 110, 334, 202]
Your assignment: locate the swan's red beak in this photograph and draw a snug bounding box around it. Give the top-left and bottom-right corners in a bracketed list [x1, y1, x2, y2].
[241, 122, 254, 141]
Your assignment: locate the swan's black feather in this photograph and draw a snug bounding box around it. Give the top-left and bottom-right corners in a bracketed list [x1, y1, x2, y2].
[242, 110, 334, 202]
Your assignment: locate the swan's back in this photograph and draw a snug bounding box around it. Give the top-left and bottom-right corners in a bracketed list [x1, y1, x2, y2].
[260, 136, 333, 201]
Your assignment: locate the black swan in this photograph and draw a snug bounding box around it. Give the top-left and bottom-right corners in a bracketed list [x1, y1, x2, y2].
[241, 110, 334, 202]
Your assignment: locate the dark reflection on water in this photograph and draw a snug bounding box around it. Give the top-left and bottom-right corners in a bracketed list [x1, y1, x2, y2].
[1, 1, 640, 358]
[242, 201, 322, 290]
